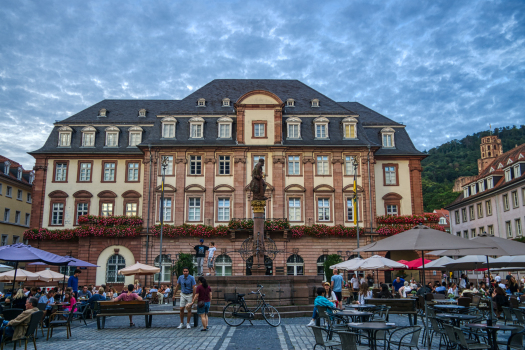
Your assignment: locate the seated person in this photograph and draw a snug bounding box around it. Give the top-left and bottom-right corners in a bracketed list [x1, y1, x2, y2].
[0, 297, 39, 342]
[113, 284, 142, 327]
[378, 284, 393, 299]
[5, 289, 27, 309]
[77, 285, 92, 299]
[88, 287, 107, 314]
[307, 287, 337, 326]
[38, 290, 56, 325]
[435, 282, 447, 294]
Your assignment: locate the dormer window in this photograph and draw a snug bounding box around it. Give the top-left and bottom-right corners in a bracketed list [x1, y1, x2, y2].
[105, 126, 120, 147]
[161, 117, 177, 139]
[314, 117, 329, 139]
[29, 171, 34, 185]
[497, 163, 503, 169]
[463, 187, 469, 198]
[217, 116, 233, 139]
[286, 99, 295, 107]
[128, 126, 143, 147]
[81, 126, 96, 147]
[470, 184, 477, 195]
[17, 167, 22, 180]
[479, 180, 485, 192]
[189, 116, 205, 138]
[513, 165, 520, 178]
[57, 126, 73, 147]
[138, 109, 146, 117]
[381, 127, 395, 148]
[222, 98, 230, 107]
[342, 117, 358, 139]
[311, 99, 320, 107]
[197, 98, 206, 107]
[3, 161, 10, 175]
[286, 117, 302, 139]
[505, 168, 512, 182]
[99, 108, 107, 117]
[439, 217, 446, 225]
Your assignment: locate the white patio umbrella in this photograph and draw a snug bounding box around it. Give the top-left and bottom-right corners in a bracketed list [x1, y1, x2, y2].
[357, 255, 408, 270]
[485, 255, 525, 268]
[0, 269, 49, 282]
[118, 262, 160, 276]
[329, 257, 364, 270]
[0, 264, 13, 273]
[417, 256, 454, 269]
[35, 269, 69, 282]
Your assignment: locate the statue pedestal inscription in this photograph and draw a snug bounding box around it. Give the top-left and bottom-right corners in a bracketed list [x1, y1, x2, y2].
[251, 199, 266, 276]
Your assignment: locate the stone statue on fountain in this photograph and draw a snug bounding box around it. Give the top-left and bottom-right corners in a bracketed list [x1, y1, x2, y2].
[249, 158, 267, 200]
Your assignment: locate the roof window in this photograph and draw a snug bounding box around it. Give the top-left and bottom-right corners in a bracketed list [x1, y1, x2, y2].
[286, 99, 295, 107]
[381, 127, 395, 148]
[138, 109, 146, 117]
[197, 98, 206, 107]
[222, 98, 230, 107]
[99, 108, 107, 117]
[311, 99, 320, 108]
[57, 126, 73, 147]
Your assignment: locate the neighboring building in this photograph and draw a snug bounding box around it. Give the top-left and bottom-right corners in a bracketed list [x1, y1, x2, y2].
[426, 209, 450, 233]
[27, 79, 425, 285]
[447, 135, 525, 239]
[0, 156, 34, 248]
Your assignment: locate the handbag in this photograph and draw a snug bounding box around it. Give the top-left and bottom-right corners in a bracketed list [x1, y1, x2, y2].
[197, 300, 205, 308]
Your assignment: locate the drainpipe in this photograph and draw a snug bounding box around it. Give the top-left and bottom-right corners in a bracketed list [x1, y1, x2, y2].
[145, 145, 152, 285]
[367, 145, 373, 239]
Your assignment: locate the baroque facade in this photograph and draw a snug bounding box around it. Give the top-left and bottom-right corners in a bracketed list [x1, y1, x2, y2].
[28, 79, 425, 284]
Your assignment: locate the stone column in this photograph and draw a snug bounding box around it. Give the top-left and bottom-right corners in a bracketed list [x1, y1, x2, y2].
[251, 199, 266, 276]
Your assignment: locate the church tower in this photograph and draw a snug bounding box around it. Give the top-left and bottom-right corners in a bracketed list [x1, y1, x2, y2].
[478, 135, 502, 174]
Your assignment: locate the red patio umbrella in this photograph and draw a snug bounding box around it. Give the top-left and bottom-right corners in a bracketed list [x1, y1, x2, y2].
[405, 258, 431, 270]
[397, 260, 410, 265]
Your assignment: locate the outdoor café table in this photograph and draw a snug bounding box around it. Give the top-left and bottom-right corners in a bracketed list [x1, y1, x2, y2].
[465, 323, 518, 350]
[345, 304, 375, 310]
[436, 313, 478, 327]
[336, 310, 373, 322]
[433, 304, 466, 313]
[347, 322, 396, 350]
[434, 299, 457, 304]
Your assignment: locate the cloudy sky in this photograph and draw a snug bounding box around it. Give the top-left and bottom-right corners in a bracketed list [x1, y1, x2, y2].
[1, 0, 524, 169]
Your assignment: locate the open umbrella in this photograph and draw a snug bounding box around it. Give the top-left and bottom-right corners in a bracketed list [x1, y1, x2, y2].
[484, 255, 525, 268]
[357, 255, 408, 270]
[397, 260, 410, 266]
[417, 256, 455, 269]
[0, 264, 13, 273]
[353, 224, 492, 349]
[443, 255, 495, 271]
[329, 257, 364, 270]
[29, 255, 99, 288]
[0, 269, 49, 282]
[405, 258, 431, 270]
[35, 269, 69, 282]
[118, 262, 160, 276]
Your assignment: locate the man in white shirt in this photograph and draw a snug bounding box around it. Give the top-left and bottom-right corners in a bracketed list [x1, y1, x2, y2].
[350, 273, 360, 301]
[163, 286, 171, 304]
[207, 242, 217, 276]
[495, 274, 501, 283]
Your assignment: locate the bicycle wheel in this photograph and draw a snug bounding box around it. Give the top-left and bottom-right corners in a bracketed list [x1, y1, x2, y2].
[262, 304, 281, 327]
[223, 303, 245, 326]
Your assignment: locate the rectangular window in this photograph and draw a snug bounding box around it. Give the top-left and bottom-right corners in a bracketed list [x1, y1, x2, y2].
[505, 221, 512, 237]
[477, 203, 483, 218]
[12, 236, 19, 244]
[126, 203, 137, 217]
[79, 162, 91, 182]
[516, 218, 523, 236]
[455, 210, 460, 224]
[51, 203, 64, 225]
[463, 230, 468, 239]
[106, 133, 118, 147]
[486, 200, 492, 216]
[15, 211, 20, 224]
[471, 228, 476, 238]
[219, 124, 230, 138]
[1, 235, 7, 246]
[127, 162, 139, 181]
[76, 202, 88, 224]
[190, 156, 202, 175]
[26, 193, 31, 203]
[82, 133, 94, 147]
[505, 169, 512, 182]
[456, 232, 461, 237]
[288, 124, 299, 138]
[254, 123, 265, 137]
[163, 156, 173, 175]
[104, 162, 116, 182]
[218, 156, 230, 175]
[488, 225, 494, 236]
[512, 191, 519, 208]
[383, 134, 392, 147]
[163, 124, 175, 138]
[191, 124, 202, 138]
[161, 198, 171, 221]
[17, 189, 22, 200]
[345, 156, 355, 175]
[101, 203, 113, 217]
[3, 209, 10, 222]
[461, 208, 467, 222]
[217, 198, 230, 221]
[317, 156, 329, 175]
[129, 132, 141, 146]
[59, 133, 70, 147]
[25, 213, 30, 226]
[318, 198, 330, 221]
[478, 227, 484, 236]
[503, 194, 510, 211]
[386, 205, 398, 216]
[384, 166, 396, 185]
[188, 198, 201, 221]
[347, 198, 354, 221]
[316, 124, 327, 138]
[288, 156, 300, 175]
[344, 124, 355, 138]
[55, 163, 67, 182]
[289, 198, 301, 221]
[469, 206, 475, 220]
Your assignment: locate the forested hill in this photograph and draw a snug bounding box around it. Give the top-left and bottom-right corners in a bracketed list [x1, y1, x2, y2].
[422, 125, 525, 212]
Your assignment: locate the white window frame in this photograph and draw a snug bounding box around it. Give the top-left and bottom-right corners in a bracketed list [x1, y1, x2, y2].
[79, 162, 91, 182]
[286, 99, 295, 107]
[311, 99, 320, 107]
[81, 126, 96, 147]
[479, 180, 485, 192]
[218, 198, 230, 221]
[342, 117, 358, 139]
[3, 208, 10, 222]
[347, 198, 354, 221]
[17, 189, 22, 200]
[381, 127, 395, 148]
[126, 202, 137, 217]
[287, 255, 304, 276]
[514, 165, 520, 178]
[17, 167, 22, 180]
[101, 202, 113, 217]
[254, 123, 265, 137]
[505, 169, 512, 182]
[25, 213, 30, 226]
[163, 156, 174, 175]
[218, 155, 230, 175]
[57, 126, 73, 147]
[161, 117, 177, 139]
[463, 187, 469, 198]
[288, 198, 301, 221]
[217, 117, 233, 139]
[6, 186, 12, 198]
[286, 117, 302, 139]
[55, 163, 67, 182]
[471, 184, 477, 195]
[314, 117, 329, 139]
[197, 98, 206, 107]
[488, 225, 494, 235]
[318, 198, 330, 221]
[345, 156, 356, 175]
[386, 204, 398, 216]
[215, 255, 232, 276]
[76, 202, 88, 224]
[105, 126, 120, 147]
[138, 109, 146, 117]
[99, 108, 107, 117]
[15, 211, 20, 224]
[161, 198, 171, 221]
[516, 218, 522, 236]
[103, 162, 116, 181]
[385, 166, 396, 185]
[128, 126, 143, 147]
[288, 156, 300, 175]
[189, 117, 205, 138]
[188, 197, 201, 221]
[506, 221, 512, 237]
[317, 156, 329, 175]
[503, 194, 510, 211]
[222, 98, 230, 107]
[487, 177, 493, 189]
[127, 162, 139, 181]
[154, 255, 172, 283]
[51, 203, 63, 225]
[3, 161, 10, 175]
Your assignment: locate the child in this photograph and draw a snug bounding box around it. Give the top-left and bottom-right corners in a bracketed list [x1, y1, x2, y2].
[207, 242, 217, 276]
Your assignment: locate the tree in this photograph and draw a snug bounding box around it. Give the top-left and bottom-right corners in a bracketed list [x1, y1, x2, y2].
[174, 253, 195, 278]
[323, 254, 343, 282]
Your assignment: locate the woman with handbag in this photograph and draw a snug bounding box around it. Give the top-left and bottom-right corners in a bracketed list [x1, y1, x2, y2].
[191, 276, 212, 331]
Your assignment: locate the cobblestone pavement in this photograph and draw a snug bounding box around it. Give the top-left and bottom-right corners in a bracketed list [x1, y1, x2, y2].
[29, 305, 516, 349]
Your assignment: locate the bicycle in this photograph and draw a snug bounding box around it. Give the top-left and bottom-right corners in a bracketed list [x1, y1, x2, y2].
[222, 285, 281, 327]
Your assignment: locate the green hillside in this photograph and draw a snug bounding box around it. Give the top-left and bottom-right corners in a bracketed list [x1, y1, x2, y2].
[422, 125, 525, 212]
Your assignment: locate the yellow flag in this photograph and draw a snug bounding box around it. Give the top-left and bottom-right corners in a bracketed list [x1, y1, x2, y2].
[353, 180, 357, 225]
[161, 180, 164, 192]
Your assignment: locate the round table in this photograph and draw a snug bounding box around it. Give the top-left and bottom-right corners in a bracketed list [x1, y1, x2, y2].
[434, 299, 457, 304]
[345, 304, 375, 310]
[336, 310, 373, 322]
[436, 313, 478, 327]
[433, 304, 465, 313]
[347, 322, 396, 350]
[465, 323, 519, 350]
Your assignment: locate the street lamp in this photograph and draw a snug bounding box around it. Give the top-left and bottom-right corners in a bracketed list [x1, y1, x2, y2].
[352, 157, 360, 258]
[158, 156, 169, 285]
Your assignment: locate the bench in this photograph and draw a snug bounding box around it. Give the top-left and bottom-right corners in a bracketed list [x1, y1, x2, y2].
[94, 301, 198, 329]
[364, 298, 418, 325]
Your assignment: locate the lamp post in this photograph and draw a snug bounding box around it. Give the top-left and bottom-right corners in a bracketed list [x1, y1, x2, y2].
[158, 156, 169, 285]
[352, 157, 360, 258]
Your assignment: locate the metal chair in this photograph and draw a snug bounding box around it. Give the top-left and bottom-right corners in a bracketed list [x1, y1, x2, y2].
[1, 309, 23, 321]
[334, 331, 368, 350]
[311, 326, 341, 350]
[428, 316, 447, 349]
[502, 306, 515, 325]
[470, 295, 481, 308]
[434, 293, 446, 300]
[317, 306, 347, 339]
[0, 310, 43, 350]
[387, 326, 421, 350]
[373, 305, 391, 322]
[506, 326, 525, 350]
[47, 303, 76, 340]
[452, 326, 490, 350]
[72, 303, 90, 325]
[512, 308, 525, 325]
[457, 297, 472, 308]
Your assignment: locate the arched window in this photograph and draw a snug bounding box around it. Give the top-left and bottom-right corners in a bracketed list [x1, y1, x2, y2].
[154, 254, 172, 283]
[287, 254, 304, 276]
[106, 254, 125, 283]
[317, 255, 328, 278]
[215, 255, 232, 276]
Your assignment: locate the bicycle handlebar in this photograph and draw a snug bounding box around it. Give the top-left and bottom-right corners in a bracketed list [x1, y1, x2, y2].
[251, 285, 264, 294]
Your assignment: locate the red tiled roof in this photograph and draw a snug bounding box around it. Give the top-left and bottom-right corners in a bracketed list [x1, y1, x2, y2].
[0, 154, 32, 186]
[474, 143, 525, 181]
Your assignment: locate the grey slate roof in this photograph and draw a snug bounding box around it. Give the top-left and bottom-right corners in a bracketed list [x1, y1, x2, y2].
[337, 102, 401, 126]
[365, 128, 424, 156]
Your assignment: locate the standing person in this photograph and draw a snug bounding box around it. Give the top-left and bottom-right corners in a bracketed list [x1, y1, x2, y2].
[392, 276, 405, 293]
[350, 273, 361, 301]
[506, 272, 513, 283]
[192, 239, 209, 277]
[67, 269, 81, 299]
[113, 284, 142, 327]
[174, 267, 196, 329]
[358, 282, 372, 304]
[191, 276, 212, 331]
[331, 269, 344, 309]
[207, 242, 217, 276]
[163, 285, 171, 304]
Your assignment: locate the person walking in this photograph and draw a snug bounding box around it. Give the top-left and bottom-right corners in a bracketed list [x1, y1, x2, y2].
[68, 269, 81, 298]
[331, 269, 344, 309]
[174, 267, 196, 329]
[207, 242, 217, 276]
[191, 276, 212, 331]
[192, 239, 209, 277]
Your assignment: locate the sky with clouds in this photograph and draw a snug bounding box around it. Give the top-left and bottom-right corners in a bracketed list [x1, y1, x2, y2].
[1, 0, 524, 169]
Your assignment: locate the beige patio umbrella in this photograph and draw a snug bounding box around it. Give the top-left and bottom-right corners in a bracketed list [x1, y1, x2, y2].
[35, 269, 69, 282]
[329, 257, 364, 270]
[0, 269, 49, 282]
[118, 262, 160, 276]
